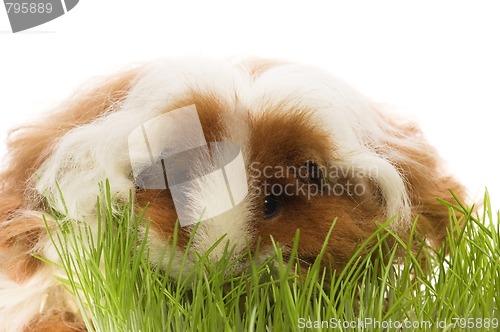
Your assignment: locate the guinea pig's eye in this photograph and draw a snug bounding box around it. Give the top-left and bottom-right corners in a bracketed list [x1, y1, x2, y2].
[264, 194, 281, 219]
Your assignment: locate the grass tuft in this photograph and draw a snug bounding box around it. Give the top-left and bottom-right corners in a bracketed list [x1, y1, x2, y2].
[47, 184, 500, 331]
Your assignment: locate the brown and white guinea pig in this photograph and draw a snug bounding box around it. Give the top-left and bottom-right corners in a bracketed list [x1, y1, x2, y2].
[0, 58, 465, 331]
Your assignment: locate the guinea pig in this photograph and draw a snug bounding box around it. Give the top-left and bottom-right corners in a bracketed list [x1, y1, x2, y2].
[0, 58, 465, 331]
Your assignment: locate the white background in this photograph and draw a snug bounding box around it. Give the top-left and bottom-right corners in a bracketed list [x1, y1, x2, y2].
[1, 1, 499, 208]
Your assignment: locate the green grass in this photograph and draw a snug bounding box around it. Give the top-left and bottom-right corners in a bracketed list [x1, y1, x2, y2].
[46, 184, 500, 331]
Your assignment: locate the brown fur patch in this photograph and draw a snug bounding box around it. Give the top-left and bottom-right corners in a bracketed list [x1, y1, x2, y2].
[0, 68, 141, 281]
[23, 285, 86, 331]
[168, 91, 231, 142]
[247, 109, 386, 270]
[380, 115, 467, 246]
[135, 189, 190, 249]
[0, 214, 46, 282]
[25, 311, 87, 332]
[1, 69, 140, 198]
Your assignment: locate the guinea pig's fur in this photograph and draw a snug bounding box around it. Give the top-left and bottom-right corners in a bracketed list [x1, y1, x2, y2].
[0, 58, 465, 331]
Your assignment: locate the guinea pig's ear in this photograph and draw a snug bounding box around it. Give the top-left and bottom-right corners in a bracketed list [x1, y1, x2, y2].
[377, 110, 467, 247]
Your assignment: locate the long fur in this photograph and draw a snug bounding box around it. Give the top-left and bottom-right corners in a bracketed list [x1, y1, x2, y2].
[0, 58, 465, 331]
